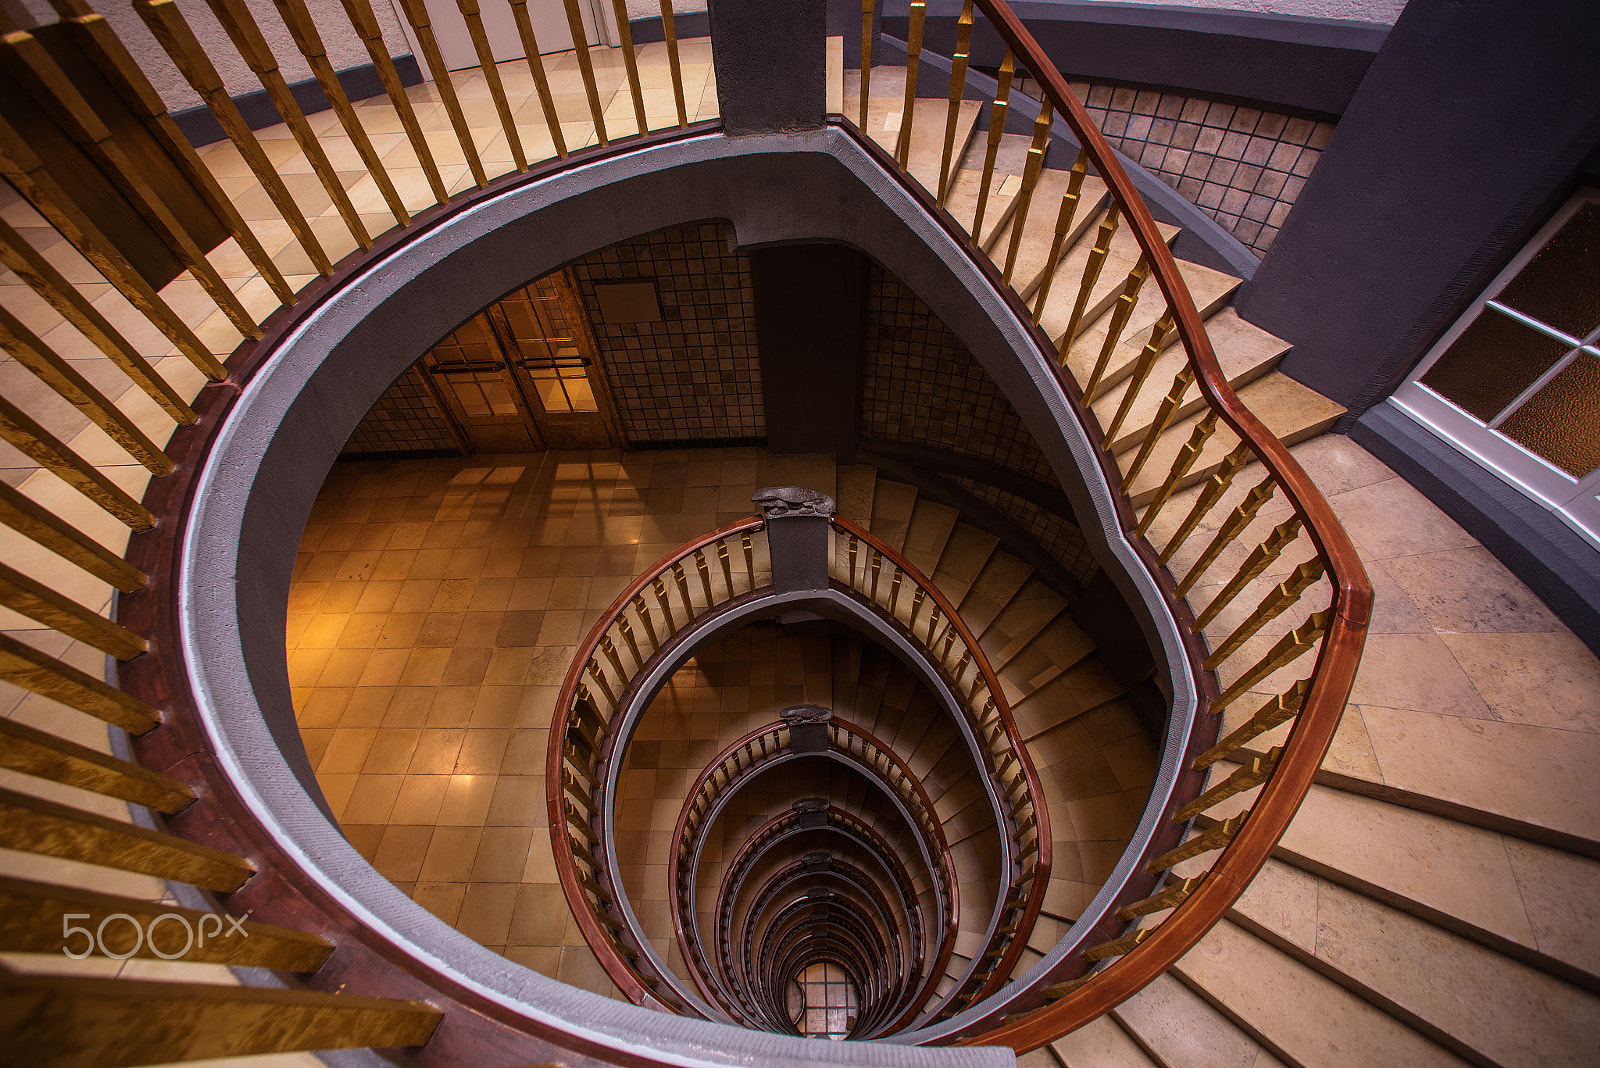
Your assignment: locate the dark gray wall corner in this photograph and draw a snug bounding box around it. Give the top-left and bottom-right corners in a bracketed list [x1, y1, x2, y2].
[709, 0, 827, 133]
[1352, 409, 1600, 658]
[174, 56, 424, 148]
[881, 0, 1386, 119]
[1236, 0, 1600, 418]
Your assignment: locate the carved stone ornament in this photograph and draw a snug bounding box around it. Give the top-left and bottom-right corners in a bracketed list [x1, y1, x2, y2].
[802, 851, 831, 870]
[780, 703, 833, 726]
[750, 485, 837, 519]
[792, 796, 829, 814]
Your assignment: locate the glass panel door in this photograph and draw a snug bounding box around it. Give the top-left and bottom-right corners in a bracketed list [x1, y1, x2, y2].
[421, 313, 544, 453]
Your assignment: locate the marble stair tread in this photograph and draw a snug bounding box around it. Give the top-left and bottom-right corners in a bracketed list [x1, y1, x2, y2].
[1066, 260, 1244, 401]
[957, 548, 1035, 636]
[931, 521, 1002, 607]
[1174, 918, 1470, 1068]
[843, 95, 985, 199]
[1224, 858, 1599, 1068]
[944, 133, 1040, 248]
[1112, 971, 1291, 1068]
[977, 576, 1070, 668]
[835, 462, 878, 525]
[902, 496, 961, 577]
[1049, 1015, 1162, 1068]
[1094, 307, 1290, 455]
[995, 614, 1098, 705]
[1037, 209, 1181, 348]
[1012, 656, 1129, 740]
[1123, 371, 1346, 507]
[991, 170, 1112, 299]
[869, 477, 920, 553]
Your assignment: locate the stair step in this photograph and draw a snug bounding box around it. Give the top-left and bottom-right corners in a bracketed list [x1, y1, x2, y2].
[1049, 1015, 1161, 1068]
[836, 463, 877, 525]
[1094, 306, 1288, 455]
[845, 93, 985, 198]
[992, 169, 1112, 300]
[902, 496, 961, 577]
[1012, 656, 1128, 740]
[868, 477, 919, 553]
[1038, 208, 1181, 348]
[1123, 371, 1345, 508]
[945, 133, 1040, 247]
[1067, 260, 1243, 402]
[931, 521, 1001, 606]
[978, 576, 1069, 667]
[1112, 971, 1289, 1068]
[994, 614, 1098, 707]
[958, 548, 1034, 636]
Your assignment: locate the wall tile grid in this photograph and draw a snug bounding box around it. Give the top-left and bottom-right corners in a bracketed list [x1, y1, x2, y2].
[341, 367, 463, 459]
[948, 475, 1098, 587]
[1059, 82, 1335, 256]
[570, 222, 764, 445]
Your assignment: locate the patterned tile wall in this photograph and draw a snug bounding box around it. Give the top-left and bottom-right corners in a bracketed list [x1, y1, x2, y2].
[340, 367, 463, 459]
[861, 264, 1055, 484]
[1064, 82, 1335, 256]
[950, 476, 1097, 586]
[570, 222, 764, 445]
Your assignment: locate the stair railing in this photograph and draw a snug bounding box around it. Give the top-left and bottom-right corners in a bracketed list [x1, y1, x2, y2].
[850, 0, 1374, 1046]
[667, 716, 960, 1029]
[831, 515, 1051, 1008]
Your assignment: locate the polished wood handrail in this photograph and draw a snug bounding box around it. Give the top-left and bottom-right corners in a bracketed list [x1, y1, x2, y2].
[831, 513, 1052, 1001]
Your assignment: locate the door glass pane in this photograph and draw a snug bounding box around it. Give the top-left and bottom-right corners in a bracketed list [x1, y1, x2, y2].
[1494, 203, 1600, 339]
[1419, 309, 1569, 421]
[447, 371, 519, 418]
[1497, 354, 1600, 478]
[430, 316, 498, 367]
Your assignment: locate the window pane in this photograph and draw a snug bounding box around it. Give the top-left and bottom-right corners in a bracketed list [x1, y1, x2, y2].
[1498, 354, 1600, 478]
[1419, 309, 1569, 421]
[1495, 203, 1600, 339]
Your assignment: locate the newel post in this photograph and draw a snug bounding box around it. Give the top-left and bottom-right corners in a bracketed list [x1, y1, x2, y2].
[752, 486, 836, 594]
[707, 0, 827, 134]
[781, 703, 833, 753]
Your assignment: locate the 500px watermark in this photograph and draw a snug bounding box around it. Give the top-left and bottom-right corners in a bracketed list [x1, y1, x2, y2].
[61, 911, 250, 960]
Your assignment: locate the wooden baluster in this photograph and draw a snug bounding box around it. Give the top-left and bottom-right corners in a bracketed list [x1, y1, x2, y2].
[587, 658, 617, 707]
[268, 0, 408, 224]
[46, 0, 295, 303]
[456, 0, 527, 169]
[936, 0, 974, 204]
[1058, 204, 1120, 356]
[1192, 515, 1304, 630]
[394, 0, 488, 186]
[0, 219, 192, 425]
[1195, 678, 1310, 768]
[506, 0, 568, 157]
[0, 110, 226, 378]
[0, 307, 171, 474]
[847, 532, 860, 586]
[659, 0, 688, 127]
[694, 548, 714, 606]
[201, 0, 373, 248]
[336, 0, 449, 203]
[1176, 475, 1276, 596]
[0, 786, 255, 890]
[971, 48, 1015, 239]
[1082, 261, 1153, 403]
[858, 0, 875, 131]
[1001, 101, 1054, 282]
[906, 585, 926, 632]
[718, 538, 734, 598]
[1133, 405, 1215, 535]
[135, 0, 333, 276]
[924, 603, 942, 649]
[1030, 148, 1089, 322]
[631, 594, 660, 653]
[1212, 610, 1329, 714]
[0, 22, 264, 332]
[743, 530, 755, 587]
[0, 720, 191, 812]
[1147, 812, 1245, 872]
[0, 876, 331, 969]
[562, 766, 597, 812]
[1117, 873, 1203, 921]
[560, 0, 610, 145]
[649, 575, 674, 633]
[600, 635, 628, 685]
[0, 633, 157, 732]
[887, 569, 904, 616]
[0, 972, 439, 1063]
[617, 618, 643, 671]
[869, 550, 883, 600]
[0, 398, 152, 529]
[608, 0, 649, 136]
[1175, 746, 1282, 821]
[1203, 558, 1326, 669]
[0, 483, 145, 593]
[894, 0, 927, 168]
[940, 623, 958, 663]
[673, 560, 693, 614]
[1156, 445, 1252, 567]
[0, 562, 146, 660]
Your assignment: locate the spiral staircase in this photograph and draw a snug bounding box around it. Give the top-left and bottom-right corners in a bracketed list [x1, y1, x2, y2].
[0, 0, 1596, 1065]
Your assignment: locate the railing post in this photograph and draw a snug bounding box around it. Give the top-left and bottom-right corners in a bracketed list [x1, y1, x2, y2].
[781, 704, 832, 753]
[794, 796, 829, 828]
[752, 486, 836, 593]
[707, 0, 827, 134]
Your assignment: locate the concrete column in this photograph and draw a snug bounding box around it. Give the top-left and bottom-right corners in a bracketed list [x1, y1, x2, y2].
[708, 0, 827, 134]
[753, 486, 837, 593]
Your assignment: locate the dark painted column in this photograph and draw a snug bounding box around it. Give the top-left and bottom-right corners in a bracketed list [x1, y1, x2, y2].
[1235, 0, 1600, 417]
[754, 486, 836, 593]
[708, 0, 827, 134]
[751, 244, 865, 455]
